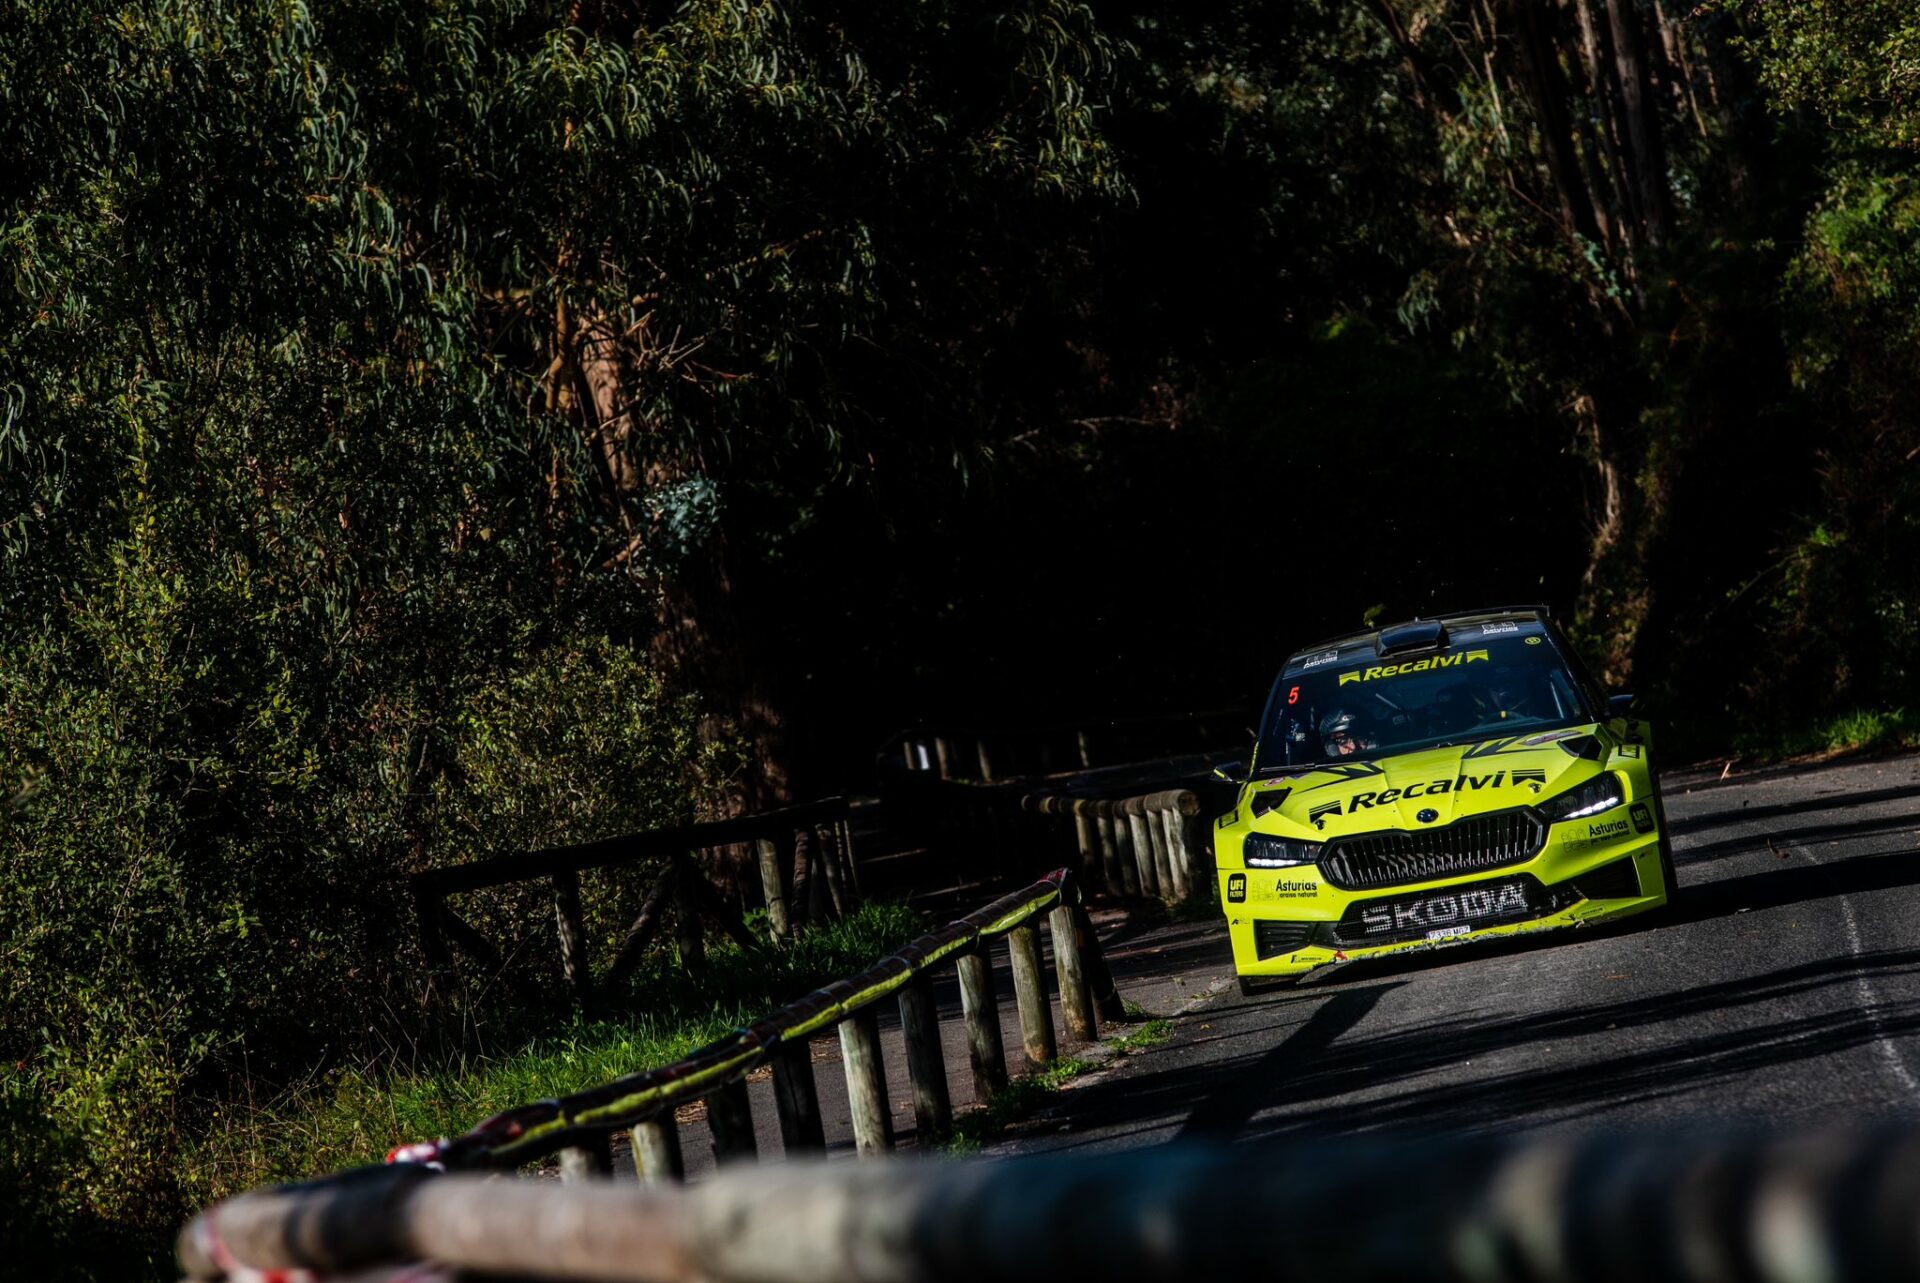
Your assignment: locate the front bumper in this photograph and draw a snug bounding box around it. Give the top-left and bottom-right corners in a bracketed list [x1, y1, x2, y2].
[1221, 824, 1669, 977]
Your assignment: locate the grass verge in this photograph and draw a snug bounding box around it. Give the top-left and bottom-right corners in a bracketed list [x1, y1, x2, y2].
[945, 1015, 1174, 1153]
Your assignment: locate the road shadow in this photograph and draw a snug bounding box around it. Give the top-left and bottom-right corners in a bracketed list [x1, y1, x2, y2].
[1664, 780, 1920, 837]
[1019, 944, 1920, 1156]
[1011, 841, 1920, 1154]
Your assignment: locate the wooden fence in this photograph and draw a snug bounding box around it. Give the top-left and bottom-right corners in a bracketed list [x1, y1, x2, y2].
[882, 704, 1250, 782]
[371, 870, 1114, 1190]
[409, 798, 861, 1011]
[903, 774, 1216, 905]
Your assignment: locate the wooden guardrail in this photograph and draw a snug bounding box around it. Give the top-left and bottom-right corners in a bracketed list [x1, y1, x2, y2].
[410, 798, 861, 1010]
[882, 705, 1250, 782]
[181, 1127, 1920, 1282]
[901, 771, 1216, 905]
[380, 870, 1114, 1187]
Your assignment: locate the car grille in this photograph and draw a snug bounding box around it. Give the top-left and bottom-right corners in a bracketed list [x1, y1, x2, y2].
[1319, 808, 1546, 891]
[1253, 919, 1316, 960]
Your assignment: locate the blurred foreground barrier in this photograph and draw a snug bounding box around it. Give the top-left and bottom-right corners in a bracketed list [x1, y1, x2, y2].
[183, 1130, 1920, 1282]
[380, 870, 1120, 1183]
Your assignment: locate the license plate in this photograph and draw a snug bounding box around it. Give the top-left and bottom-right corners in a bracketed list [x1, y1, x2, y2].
[1427, 925, 1471, 941]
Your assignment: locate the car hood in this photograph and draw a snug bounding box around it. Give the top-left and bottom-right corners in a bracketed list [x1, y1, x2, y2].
[1245, 725, 1616, 837]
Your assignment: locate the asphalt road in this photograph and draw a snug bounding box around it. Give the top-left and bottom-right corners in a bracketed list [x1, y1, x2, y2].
[989, 750, 1920, 1155]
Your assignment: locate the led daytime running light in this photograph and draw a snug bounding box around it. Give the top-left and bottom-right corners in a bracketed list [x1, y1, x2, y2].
[1244, 833, 1322, 869]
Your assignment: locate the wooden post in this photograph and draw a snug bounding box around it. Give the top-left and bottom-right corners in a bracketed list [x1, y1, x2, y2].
[1076, 728, 1093, 768]
[1161, 808, 1191, 902]
[800, 827, 830, 924]
[955, 948, 1009, 1099]
[1007, 922, 1056, 1069]
[1049, 902, 1097, 1042]
[816, 824, 849, 918]
[673, 852, 706, 968]
[599, 866, 677, 998]
[1072, 901, 1127, 1023]
[705, 1079, 757, 1165]
[770, 1041, 826, 1156]
[1104, 815, 1127, 893]
[897, 973, 952, 1142]
[1127, 811, 1160, 897]
[756, 837, 790, 942]
[976, 739, 996, 783]
[838, 1009, 894, 1156]
[1143, 808, 1175, 899]
[558, 1134, 611, 1183]
[552, 869, 594, 1013]
[934, 736, 953, 780]
[1072, 812, 1094, 873]
[632, 1118, 684, 1185]
[838, 817, 864, 900]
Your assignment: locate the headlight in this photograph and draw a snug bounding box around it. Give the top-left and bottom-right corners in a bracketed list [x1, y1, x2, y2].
[1540, 773, 1625, 822]
[1243, 833, 1323, 868]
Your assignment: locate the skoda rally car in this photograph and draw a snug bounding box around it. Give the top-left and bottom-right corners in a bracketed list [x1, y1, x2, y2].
[1215, 607, 1674, 990]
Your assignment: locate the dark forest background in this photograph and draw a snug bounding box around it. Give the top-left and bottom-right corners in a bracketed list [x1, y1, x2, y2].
[5, 0, 1919, 1273]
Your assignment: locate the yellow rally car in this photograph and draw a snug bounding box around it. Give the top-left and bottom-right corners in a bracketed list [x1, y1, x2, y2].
[1215, 607, 1675, 992]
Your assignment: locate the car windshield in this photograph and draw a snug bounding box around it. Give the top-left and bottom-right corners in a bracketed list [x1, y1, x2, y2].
[1256, 624, 1595, 770]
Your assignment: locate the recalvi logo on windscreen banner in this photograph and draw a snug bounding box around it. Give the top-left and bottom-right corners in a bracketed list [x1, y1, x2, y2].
[1339, 649, 1489, 685]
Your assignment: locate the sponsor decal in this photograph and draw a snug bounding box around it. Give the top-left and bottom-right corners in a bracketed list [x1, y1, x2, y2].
[1302, 761, 1386, 790]
[1629, 802, 1654, 834]
[1586, 816, 1630, 841]
[1479, 621, 1521, 636]
[1339, 768, 1537, 813]
[1360, 882, 1529, 936]
[1299, 649, 1341, 670]
[1287, 685, 1300, 705]
[1526, 636, 1543, 645]
[1524, 729, 1581, 745]
[1274, 878, 1317, 897]
[1227, 873, 1247, 903]
[1338, 649, 1490, 686]
[1308, 801, 1344, 828]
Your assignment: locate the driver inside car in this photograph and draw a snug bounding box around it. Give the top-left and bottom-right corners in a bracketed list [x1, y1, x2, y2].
[1319, 707, 1377, 757]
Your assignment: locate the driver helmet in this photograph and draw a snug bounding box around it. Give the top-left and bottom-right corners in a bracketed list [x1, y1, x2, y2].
[1319, 707, 1369, 757]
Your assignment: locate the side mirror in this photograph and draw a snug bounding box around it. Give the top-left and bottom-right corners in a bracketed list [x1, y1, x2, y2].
[1212, 760, 1246, 785]
[1607, 692, 1637, 719]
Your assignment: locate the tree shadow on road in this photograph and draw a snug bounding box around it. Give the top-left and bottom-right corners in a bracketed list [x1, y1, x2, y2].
[1012, 842, 1920, 1155]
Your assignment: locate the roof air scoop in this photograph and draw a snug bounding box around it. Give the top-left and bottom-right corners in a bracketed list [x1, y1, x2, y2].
[1377, 619, 1448, 655]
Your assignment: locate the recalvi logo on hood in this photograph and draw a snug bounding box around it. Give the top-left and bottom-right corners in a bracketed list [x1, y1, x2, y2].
[1339, 649, 1489, 685]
